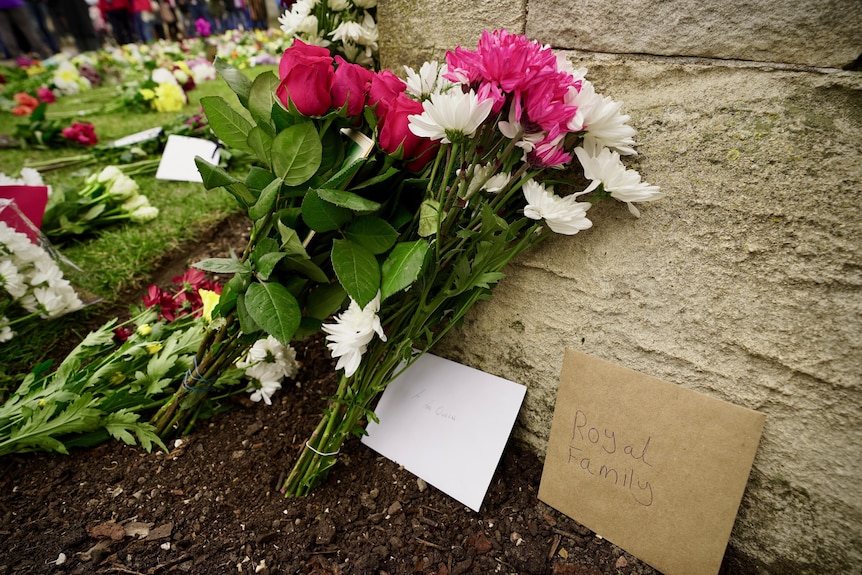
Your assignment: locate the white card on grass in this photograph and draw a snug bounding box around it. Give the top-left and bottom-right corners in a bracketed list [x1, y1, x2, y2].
[113, 126, 163, 147]
[155, 135, 220, 183]
[361, 353, 526, 511]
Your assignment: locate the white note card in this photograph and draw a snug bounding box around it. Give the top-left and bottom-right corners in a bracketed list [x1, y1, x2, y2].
[362, 353, 527, 511]
[155, 135, 220, 183]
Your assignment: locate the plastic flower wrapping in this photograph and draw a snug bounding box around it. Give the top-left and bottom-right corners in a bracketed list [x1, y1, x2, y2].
[0, 200, 92, 344]
[144, 30, 662, 497]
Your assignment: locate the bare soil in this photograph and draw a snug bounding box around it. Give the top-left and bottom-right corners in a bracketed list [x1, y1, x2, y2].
[0, 215, 735, 575]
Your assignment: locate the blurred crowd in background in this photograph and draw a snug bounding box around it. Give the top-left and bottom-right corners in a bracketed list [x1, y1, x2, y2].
[0, 0, 279, 61]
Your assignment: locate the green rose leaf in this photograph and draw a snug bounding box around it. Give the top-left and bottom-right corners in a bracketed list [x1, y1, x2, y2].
[381, 240, 429, 301]
[316, 188, 381, 214]
[247, 125, 273, 169]
[200, 96, 253, 152]
[301, 189, 351, 232]
[272, 122, 322, 186]
[276, 222, 308, 257]
[194, 157, 241, 190]
[245, 281, 301, 346]
[345, 216, 398, 255]
[245, 166, 276, 191]
[331, 239, 380, 308]
[214, 57, 252, 107]
[248, 177, 282, 221]
[248, 71, 280, 126]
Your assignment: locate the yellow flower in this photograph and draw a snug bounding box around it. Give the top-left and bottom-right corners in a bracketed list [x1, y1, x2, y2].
[176, 61, 191, 74]
[26, 64, 46, 76]
[199, 289, 220, 322]
[140, 88, 156, 101]
[136, 323, 152, 336]
[151, 82, 186, 113]
[38, 399, 47, 407]
[110, 372, 126, 385]
[146, 342, 163, 354]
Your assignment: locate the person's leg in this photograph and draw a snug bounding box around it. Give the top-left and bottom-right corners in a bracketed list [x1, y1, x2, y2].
[8, 5, 51, 57]
[0, 11, 22, 58]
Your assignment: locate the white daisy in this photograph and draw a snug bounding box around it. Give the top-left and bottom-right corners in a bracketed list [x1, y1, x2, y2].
[408, 90, 494, 144]
[522, 180, 593, 235]
[570, 80, 638, 156]
[322, 292, 386, 377]
[574, 144, 663, 217]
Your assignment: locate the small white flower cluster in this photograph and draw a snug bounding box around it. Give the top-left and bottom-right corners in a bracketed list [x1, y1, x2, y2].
[0, 214, 84, 342]
[237, 336, 299, 405]
[278, 0, 379, 67]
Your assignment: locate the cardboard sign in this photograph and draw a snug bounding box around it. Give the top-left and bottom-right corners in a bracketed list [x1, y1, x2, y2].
[155, 135, 220, 183]
[538, 349, 765, 575]
[362, 353, 527, 511]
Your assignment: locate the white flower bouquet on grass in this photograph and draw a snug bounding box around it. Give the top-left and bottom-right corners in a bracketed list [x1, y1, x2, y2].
[0, 199, 92, 343]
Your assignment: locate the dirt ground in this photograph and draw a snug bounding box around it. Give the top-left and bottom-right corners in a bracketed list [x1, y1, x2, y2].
[0, 215, 742, 575]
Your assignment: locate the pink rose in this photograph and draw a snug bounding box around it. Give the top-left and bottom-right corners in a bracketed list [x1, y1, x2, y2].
[378, 93, 438, 172]
[276, 40, 335, 117]
[367, 69, 406, 118]
[330, 56, 374, 118]
[36, 86, 56, 103]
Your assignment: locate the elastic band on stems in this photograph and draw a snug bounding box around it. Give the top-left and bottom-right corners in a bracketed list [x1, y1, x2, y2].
[306, 441, 340, 457]
[181, 357, 213, 393]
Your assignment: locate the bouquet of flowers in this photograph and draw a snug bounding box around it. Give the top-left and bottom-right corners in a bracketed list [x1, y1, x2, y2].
[146, 30, 662, 498]
[278, 0, 379, 68]
[0, 267, 298, 456]
[40, 165, 159, 241]
[0, 200, 87, 344]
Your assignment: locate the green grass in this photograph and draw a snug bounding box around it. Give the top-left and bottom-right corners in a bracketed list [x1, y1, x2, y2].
[0, 66, 277, 392]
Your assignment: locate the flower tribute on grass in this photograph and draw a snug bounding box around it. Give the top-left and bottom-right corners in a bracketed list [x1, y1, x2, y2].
[155, 31, 661, 494]
[0, 268, 298, 456]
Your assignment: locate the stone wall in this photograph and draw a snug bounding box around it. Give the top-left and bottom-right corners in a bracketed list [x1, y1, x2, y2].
[378, 1, 862, 573]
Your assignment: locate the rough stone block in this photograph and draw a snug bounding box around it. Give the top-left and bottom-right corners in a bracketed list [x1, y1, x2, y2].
[525, 0, 861, 69]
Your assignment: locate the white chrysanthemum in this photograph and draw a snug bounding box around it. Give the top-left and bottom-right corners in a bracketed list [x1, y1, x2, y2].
[0, 259, 25, 299]
[404, 61, 452, 100]
[0, 317, 13, 343]
[522, 180, 593, 235]
[408, 90, 494, 144]
[239, 335, 299, 379]
[328, 0, 350, 10]
[322, 292, 386, 377]
[52, 62, 84, 95]
[245, 363, 284, 405]
[574, 144, 663, 217]
[19, 168, 45, 187]
[28, 257, 63, 286]
[457, 165, 510, 199]
[570, 80, 637, 156]
[151, 67, 178, 85]
[352, 0, 376, 7]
